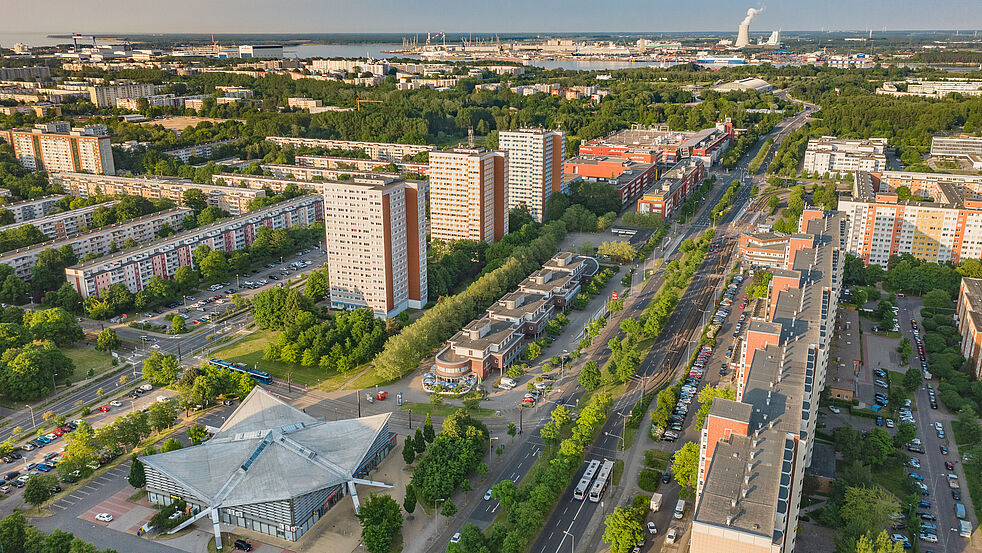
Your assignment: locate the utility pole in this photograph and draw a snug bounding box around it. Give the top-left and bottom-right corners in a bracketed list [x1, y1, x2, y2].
[357, 392, 361, 418]
[519, 405, 523, 435]
[408, 409, 412, 429]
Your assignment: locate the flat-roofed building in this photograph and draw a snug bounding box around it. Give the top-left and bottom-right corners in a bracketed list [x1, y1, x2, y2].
[0, 194, 65, 223]
[257, 164, 402, 184]
[877, 79, 982, 99]
[433, 253, 598, 383]
[0, 200, 118, 239]
[957, 278, 982, 380]
[428, 149, 508, 243]
[161, 139, 239, 163]
[692, 209, 844, 553]
[265, 137, 433, 162]
[322, 177, 427, 319]
[499, 128, 564, 222]
[0, 127, 115, 175]
[931, 135, 982, 159]
[294, 155, 428, 176]
[88, 82, 163, 107]
[802, 136, 888, 176]
[53, 172, 264, 215]
[635, 159, 704, 218]
[579, 123, 733, 167]
[1, 208, 190, 280]
[65, 196, 322, 298]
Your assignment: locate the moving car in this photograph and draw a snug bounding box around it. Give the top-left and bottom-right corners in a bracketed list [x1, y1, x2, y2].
[484, 489, 493, 501]
[450, 533, 462, 544]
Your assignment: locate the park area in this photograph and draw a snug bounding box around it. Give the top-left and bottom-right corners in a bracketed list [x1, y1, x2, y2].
[212, 330, 353, 390]
[64, 347, 116, 381]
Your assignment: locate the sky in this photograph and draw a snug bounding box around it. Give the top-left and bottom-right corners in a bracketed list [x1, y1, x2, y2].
[2, 0, 981, 35]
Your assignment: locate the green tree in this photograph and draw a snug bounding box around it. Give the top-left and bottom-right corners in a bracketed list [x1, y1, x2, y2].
[578, 360, 603, 390]
[142, 351, 180, 386]
[893, 422, 917, 449]
[160, 438, 183, 452]
[304, 268, 330, 301]
[128, 457, 146, 488]
[423, 413, 435, 443]
[147, 400, 178, 433]
[671, 441, 700, 498]
[23, 308, 83, 346]
[94, 328, 120, 352]
[507, 421, 517, 437]
[174, 265, 199, 291]
[897, 338, 912, 366]
[923, 288, 951, 309]
[187, 424, 209, 445]
[181, 189, 208, 213]
[355, 493, 403, 553]
[24, 474, 57, 510]
[856, 531, 904, 553]
[170, 316, 186, 334]
[903, 367, 922, 392]
[403, 484, 416, 514]
[402, 436, 416, 465]
[440, 499, 457, 517]
[413, 428, 426, 454]
[598, 241, 637, 262]
[602, 504, 645, 553]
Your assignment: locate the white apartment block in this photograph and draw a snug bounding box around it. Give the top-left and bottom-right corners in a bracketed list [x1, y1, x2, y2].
[499, 129, 565, 222]
[65, 196, 322, 298]
[0, 208, 190, 280]
[802, 136, 888, 176]
[877, 79, 982, 99]
[0, 128, 115, 175]
[931, 136, 982, 168]
[310, 59, 390, 76]
[88, 83, 163, 107]
[265, 137, 433, 162]
[840, 170, 982, 266]
[428, 149, 508, 243]
[0, 195, 65, 223]
[322, 177, 427, 318]
[0, 200, 118, 240]
[161, 139, 239, 163]
[53, 172, 265, 215]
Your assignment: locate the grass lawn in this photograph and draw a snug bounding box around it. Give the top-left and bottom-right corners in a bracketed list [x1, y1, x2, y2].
[644, 449, 671, 471]
[961, 454, 982, 521]
[612, 459, 625, 486]
[872, 455, 911, 501]
[399, 401, 497, 418]
[343, 368, 391, 390]
[212, 330, 340, 387]
[64, 347, 115, 380]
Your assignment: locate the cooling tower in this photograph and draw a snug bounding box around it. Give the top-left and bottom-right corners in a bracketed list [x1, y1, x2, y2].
[736, 23, 751, 48]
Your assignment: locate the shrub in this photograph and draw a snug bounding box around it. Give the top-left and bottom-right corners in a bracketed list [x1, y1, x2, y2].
[638, 469, 662, 493]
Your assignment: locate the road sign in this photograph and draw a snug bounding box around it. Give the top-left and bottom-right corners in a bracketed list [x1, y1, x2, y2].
[612, 292, 618, 300]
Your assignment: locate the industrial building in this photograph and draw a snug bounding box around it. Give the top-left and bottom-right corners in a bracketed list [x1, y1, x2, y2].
[839, 170, 982, 266]
[53, 172, 265, 215]
[579, 123, 733, 167]
[322, 177, 427, 319]
[692, 209, 843, 553]
[433, 252, 598, 383]
[713, 78, 774, 93]
[238, 45, 284, 58]
[635, 159, 705, 218]
[265, 137, 433, 162]
[0, 194, 65, 224]
[428, 149, 508, 243]
[0, 126, 115, 175]
[498, 128, 565, 222]
[143, 387, 395, 544]
[64, 195, 322, 298]
[0, 200, 118, 240]
[0, 208, 190, 280]
[802, 136, 888, 176]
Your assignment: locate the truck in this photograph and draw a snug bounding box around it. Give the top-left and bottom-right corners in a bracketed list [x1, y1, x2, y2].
[650, 493, 663, 512]
[674, 499, 685, 519]
[960, 520, 972, 538]
[955, 503, 967, 520]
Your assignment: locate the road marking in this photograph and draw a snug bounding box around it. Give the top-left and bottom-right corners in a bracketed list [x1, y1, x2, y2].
[74, 490, 89, 495]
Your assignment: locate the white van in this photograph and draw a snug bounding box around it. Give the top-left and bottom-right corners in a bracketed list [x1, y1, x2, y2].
[674, 499, 685, 519]
[499, 377, 516, 390]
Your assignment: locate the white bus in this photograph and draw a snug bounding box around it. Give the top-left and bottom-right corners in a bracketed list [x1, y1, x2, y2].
[573, 460, 601, 500]
[588, 460, 615, 502]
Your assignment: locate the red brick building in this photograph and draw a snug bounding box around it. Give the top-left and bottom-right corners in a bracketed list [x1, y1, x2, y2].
[635, 159, 705, 218]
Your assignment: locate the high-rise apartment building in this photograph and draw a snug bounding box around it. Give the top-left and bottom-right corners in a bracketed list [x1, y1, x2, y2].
[692, 209, 844, 553]
[53, 173, 265, 215]
[65, 196, 321, 298]
[0, 200, 118, 240]
[802, 136, 888, 176]
[322, 177, 427, 319]
[0, 208, 190, 280]
[957, 278, 982, 380]
[428, 149, 508, 243]
[498, 129, 565, 222]
[0, 127, 115, 175]
[840, 170, 982, 266]
[88, 83, 163, 108]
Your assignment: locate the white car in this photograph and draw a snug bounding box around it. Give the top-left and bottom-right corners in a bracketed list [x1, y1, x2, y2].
[934, 422, 943, 432]
[450, 532, 462, 544]
[647, 522, 658, 535]
[150, 344, 160, 349]
[828, 406, 840, 414]
[156, 395, 170, 403]
[484, 489, 493, 501]
[909, 458, 921, 468]
[109, 400, 122, 407]
[95, 513, 113, 522]
[885, 419, 894, 428]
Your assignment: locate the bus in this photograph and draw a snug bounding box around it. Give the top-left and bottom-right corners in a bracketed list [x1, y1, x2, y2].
[208, 358, 274, 384]
[573, 460, 601, 500]
[588, 460, 615, 502]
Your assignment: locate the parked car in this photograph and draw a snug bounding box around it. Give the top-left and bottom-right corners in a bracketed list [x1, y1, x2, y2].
[95, 513, 113, 522]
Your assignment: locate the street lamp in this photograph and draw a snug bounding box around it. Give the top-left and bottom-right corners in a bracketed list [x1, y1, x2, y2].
[434, 498, 446, 541]
[561, 530, 575, 553]
[605, 431, 624, 450]
[488, 434, 499, 465]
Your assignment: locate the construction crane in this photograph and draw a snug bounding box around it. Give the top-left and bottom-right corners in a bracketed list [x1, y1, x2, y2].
[356, 99, 383, 111]
[72, 34, 95, 53]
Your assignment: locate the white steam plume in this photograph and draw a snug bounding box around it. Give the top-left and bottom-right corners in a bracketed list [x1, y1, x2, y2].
[742, 7, 761, 26]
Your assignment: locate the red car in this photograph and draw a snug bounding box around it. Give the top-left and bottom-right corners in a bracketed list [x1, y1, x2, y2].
[52, 429, 64, 436]
[945, 461, 955, 470]
[376, 391, 388, 401]
[98, 405, 110, 412]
